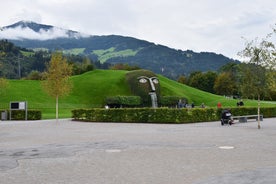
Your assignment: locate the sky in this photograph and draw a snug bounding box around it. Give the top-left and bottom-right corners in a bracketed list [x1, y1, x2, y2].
[0, 0, 276, 59]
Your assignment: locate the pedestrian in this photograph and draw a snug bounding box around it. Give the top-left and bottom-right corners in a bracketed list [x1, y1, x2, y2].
[217, 102, 222, 108]
[178, 99, 184, 108]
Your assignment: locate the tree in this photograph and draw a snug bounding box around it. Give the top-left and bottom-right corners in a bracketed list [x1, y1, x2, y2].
[187, 71, 217, 93]
[266, 70, 276, 99]
[109, 63, 140, 71]
[214, 72, 236, 96]
[204, 71, 218, 93]
[266, 27, 276, 97]
[26, 70, 43, 80]
[238, 36, 275, 129]
[42, 51, 72, 121]
[177, 75, 186, 84]
[0, 77, 9, 96]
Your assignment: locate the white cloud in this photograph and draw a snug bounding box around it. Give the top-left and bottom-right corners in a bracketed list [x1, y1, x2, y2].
[0, 25, 87, 40]
[0, 0, 276, 59]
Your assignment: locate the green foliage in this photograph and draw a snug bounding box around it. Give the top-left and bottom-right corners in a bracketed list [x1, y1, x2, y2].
[105, 96, 141, 107]
[42, 51, 73, 98]
[92, 47, 140, 63]
[216, 107, 276, 118]
[238, 36, 275, 100]
[187, 71, 217, 93]
[0, 78, 9, 95]
[109, 63, 140, 71]
[214, 72, 236, 96]
[10, 33, 238, 80]
[0, 39, 20, 55]
[72, 107, 276, 123]
[266, 70, 276, 93]
[0, 40, 50, 79]
[1, 110, 42, 120]
[42, 51, 73, 120]
[177, 75, 187, 84]
[159, 96, 188, 107]
[25, 70, 44, 80]
[125, 70, 161, 106]
[71, 107, 219, 123]
[0, 70, 275, 119]
[63, 48, 85, 55]
[70, 57, 94, 75]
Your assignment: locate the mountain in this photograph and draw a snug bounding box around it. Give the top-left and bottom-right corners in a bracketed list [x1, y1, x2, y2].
[5, 20, 55, 32]
[1, 20, 84, 40]
[0, 21, 240, 79]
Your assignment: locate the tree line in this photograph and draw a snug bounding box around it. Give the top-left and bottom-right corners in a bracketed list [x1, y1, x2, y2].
[178, 27, 276, 101]
[0, 40, 113, 79]
[178, 61, 275, 101]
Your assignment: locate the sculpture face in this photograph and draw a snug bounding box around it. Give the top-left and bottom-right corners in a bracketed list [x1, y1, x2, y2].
[137, 76, 159, 108]
[137, 76, 159, 92]
[125, 70, 160, 106]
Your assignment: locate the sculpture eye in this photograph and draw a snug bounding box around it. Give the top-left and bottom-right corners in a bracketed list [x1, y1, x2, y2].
[152, 78, 159, 84]
[139, 78, 147, 83]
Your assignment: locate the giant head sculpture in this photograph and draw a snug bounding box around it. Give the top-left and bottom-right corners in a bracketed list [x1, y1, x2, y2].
[126, 70, 160, 107]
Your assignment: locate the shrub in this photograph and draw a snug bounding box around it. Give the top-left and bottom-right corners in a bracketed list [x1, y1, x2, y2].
[216, 107, 276, 118]
[72, 107, 276, 123]
[1, 110, 42, 120]
[72, 107, 218, 123]
[105, 96, 141, 108]
[160, 96, 188, 107]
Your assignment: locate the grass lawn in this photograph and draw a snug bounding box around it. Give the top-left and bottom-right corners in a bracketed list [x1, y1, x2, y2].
[1, 69, 275, 119]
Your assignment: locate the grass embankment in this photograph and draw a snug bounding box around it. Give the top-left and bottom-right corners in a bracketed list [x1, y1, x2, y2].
[1, 69, 275, 119]
[158, 75, 263, 107]
[1, 70, 131, 119]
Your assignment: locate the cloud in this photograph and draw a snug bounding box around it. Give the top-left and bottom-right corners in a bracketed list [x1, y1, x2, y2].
[0, 25, 88, 40]
[0, 0, 276, 59]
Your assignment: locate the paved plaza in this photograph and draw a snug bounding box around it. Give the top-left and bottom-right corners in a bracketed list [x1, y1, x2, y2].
[1, 118, 276, 184]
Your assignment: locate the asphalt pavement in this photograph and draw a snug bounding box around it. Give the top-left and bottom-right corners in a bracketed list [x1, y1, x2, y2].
[1, 118, 276, 184]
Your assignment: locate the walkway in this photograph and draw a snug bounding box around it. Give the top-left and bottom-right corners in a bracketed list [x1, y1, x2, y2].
[1, 118, 276, 184]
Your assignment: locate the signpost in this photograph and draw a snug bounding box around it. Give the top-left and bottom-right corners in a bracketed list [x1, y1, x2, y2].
[9, 101, 28, 120]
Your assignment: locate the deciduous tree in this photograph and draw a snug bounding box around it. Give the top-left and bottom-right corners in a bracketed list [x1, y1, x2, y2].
[213, 72, 236, 96]
[238, 36, 275, 129]
[0, 77, 9, 96]
[42, 51, 72, 121]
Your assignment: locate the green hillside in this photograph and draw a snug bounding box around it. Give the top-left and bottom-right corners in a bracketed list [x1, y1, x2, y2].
[5, 20, 240, 79]
[0, 69, 275, 119]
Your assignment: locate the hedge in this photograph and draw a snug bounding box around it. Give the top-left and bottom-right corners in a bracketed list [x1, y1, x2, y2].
[72, 107, 276, 124]
[1, 110, 42, 120]
[105, 96, 142, 107]
[72, 108, 218, 123]
[216, 107, 276, 118]
[159, 96, 188, 107]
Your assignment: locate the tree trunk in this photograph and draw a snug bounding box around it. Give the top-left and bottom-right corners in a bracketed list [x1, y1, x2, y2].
[56, 95, 59, 123]
[258, 94, 261, 129]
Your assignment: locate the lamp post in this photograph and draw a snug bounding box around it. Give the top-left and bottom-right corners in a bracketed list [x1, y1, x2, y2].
[138, 76, 159, 108]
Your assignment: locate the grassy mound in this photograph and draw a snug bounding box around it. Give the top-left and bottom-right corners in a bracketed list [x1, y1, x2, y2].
[0, 69, 274, 119]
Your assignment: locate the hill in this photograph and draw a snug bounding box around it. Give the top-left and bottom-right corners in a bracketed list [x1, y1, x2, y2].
[1, 21, 240, 79]
[0, 70, 273, 119]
